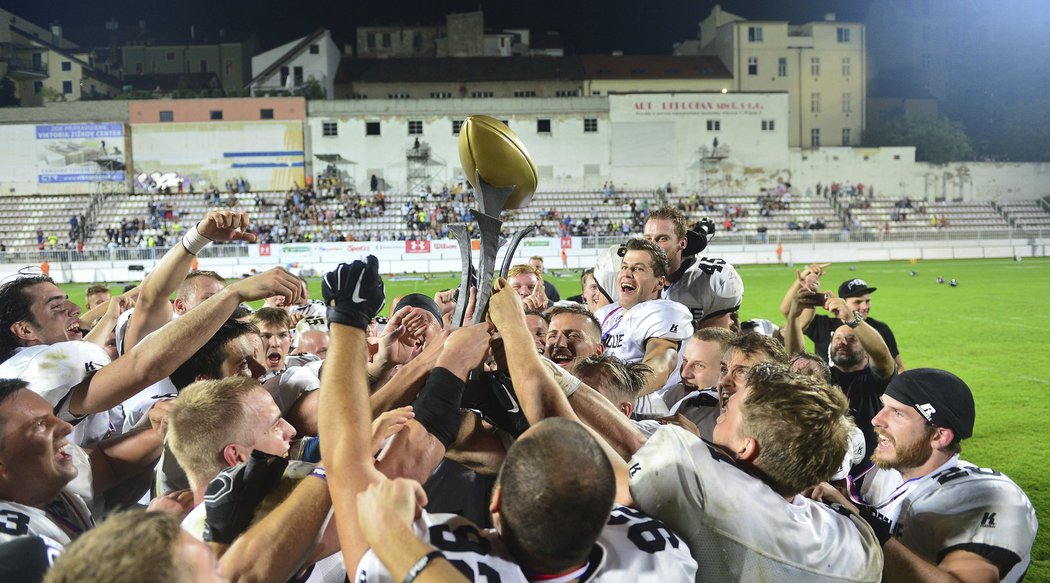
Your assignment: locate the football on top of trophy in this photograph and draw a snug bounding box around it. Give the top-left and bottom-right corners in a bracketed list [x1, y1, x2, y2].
[458, 115, 538, 209]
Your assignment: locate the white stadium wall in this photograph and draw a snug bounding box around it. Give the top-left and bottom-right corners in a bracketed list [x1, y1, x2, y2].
[130, 121, 305, 193]
[6, 235, 1047, 284]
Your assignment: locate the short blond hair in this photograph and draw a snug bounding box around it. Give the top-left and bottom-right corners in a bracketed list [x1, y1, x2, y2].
[44, 510, 192, 583]
[507, 263, 542, 282]
[167, 376, 260, 490]
[740, 363, 853, 496]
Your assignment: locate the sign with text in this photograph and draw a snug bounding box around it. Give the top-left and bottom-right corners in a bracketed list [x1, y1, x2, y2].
[36, 123, 126, 183]
[405, 240, 431, 253]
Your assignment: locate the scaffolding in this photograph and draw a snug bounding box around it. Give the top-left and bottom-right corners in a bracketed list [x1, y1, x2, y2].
[405, 140, 446, 194]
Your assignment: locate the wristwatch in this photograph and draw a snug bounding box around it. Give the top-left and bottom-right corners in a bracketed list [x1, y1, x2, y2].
[845, 310, 864, 328]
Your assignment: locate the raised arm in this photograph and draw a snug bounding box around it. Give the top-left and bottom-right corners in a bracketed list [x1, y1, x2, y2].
[778, 262, 827, 326]
[638, 337, 678, 396]
[125, 210, 257, 350]
[826, 297, 896, 379]
[317, 257, 389, 573]
[70, 267, 305, 416]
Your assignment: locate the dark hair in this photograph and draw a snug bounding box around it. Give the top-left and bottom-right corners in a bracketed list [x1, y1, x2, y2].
[498, 418, 615, 572]
[0, 276, 52, 360]
[724, 331, 787, 364]
[546, 303, 602, 341]
[170, 318, 258, 390]
[84, 284, 110, 297]
[623, 238, 669, 279]
[250, 307, 293, 329]
[646, 206, 688, 239]
[524, 309, 549, 324]
[0, 378, 28, 405]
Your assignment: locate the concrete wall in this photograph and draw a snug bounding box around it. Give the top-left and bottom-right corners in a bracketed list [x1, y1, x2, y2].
[128, 97, 305, 123]
[7, 235, 1045, 284]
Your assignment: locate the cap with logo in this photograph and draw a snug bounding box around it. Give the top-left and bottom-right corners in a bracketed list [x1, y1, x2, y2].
[838, 278, 877, 298]
[884, 368, 976, 440]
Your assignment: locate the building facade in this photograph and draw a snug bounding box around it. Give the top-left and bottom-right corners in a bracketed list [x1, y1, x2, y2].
[696, 5, 865, 148]
[248, 29, 340, 98]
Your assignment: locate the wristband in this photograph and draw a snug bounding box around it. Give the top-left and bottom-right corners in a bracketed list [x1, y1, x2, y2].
[845, 310, 864, 329]
[181, 222, 213, 256]
[403, 550, 444, 583]
[413, 367, 466, 448]
[309, 466, 327, 481]
[539, 356, 582, 398]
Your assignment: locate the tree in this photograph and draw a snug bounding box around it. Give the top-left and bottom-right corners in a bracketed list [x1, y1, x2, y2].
[863, 114, 972, 164]
[301, 78, 325, 100]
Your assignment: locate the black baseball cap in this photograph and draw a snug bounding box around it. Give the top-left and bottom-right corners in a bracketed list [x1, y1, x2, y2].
[838, 278, 877, 298]
[885, 368, 975, 440]
[393, 293, 444, 328]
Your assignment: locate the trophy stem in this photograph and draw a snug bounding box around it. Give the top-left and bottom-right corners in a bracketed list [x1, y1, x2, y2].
[449, 224, 473, 329]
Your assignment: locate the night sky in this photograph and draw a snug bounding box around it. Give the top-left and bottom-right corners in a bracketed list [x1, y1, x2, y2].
[3, 0, 873, 54]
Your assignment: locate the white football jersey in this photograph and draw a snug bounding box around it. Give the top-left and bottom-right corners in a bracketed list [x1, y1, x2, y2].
[629, 426, 883, 582]
[354, 506, 697, 582]
[595, 300, 693, 416]
[0, 490, 94, 546]
[662, 256, 744, 326]
[261, 365, 321, 415]
[0, 342, 114, 446]
[857, 456, 1037, 583]
[664, 386, 720, 441]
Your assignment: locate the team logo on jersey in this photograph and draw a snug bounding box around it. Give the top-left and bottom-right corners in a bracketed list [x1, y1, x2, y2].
[981, 512, 997, 528]
[628, 462, 642, 478]
[604, 333, 624, 348]
[916, 403, 936, 423]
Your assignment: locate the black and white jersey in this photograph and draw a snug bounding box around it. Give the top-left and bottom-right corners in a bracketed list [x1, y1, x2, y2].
[260, 364, 321, 415]
[354, 506, 697, 582]
[629, 425, 883, 582]
[0, 489, 94, 546]
[663, 386, 720, 441]
[662, 256, 744, 327]
[0, 342, 114, 447]
[857, 456, 1037, 582]
[594, 300, 693, 416]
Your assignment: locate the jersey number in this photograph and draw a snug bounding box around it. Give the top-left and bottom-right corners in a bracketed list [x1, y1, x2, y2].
[429, 524, 502, 583]
[696, 258, 726, 275]
[608, 507, 681, 553]
[0, 510, 30, 536]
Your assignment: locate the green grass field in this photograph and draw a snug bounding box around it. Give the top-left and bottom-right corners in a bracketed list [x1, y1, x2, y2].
[63, 257, 1050, 579]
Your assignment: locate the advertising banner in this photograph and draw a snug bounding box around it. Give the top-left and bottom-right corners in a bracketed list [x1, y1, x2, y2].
[36, 123, 126, 183]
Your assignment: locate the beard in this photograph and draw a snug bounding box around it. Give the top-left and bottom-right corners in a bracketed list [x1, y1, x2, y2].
[872, 428, 934, 472]
[831, 347, 864, 369]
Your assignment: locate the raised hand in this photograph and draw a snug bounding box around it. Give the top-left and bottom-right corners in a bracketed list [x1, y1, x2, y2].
[197, 209, 258, 243]
[228, 267, 307, 305]
[322, 255, 386, 330]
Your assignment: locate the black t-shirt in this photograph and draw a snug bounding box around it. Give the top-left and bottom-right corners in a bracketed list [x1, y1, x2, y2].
[543, 280, 561, 303]
[830, 365, 895, 474]
[805, 314, 899, 364]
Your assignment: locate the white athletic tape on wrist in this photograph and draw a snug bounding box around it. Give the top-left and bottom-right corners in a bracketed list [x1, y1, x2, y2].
[539, 356, 582, 398]
[181, 223, 213, 255]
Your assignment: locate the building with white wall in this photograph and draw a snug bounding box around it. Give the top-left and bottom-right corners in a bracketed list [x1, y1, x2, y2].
[694, 5, 865, 148]
[248, 29, 340, 98]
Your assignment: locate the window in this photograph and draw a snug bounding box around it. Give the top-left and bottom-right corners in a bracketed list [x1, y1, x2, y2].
[322, 121, 338, 137]
[537, 119, 551, 134]
[470, 91, 494, 98]
[761, 119, 775, 131]
[61, 61, 71, 71]
[842, 57, 852, 77]
[160, 111, 174, 122]
[381, 33, 391, 48]
[166, 52, 175, 61]
[367, 33, 376, 49]
[810, 57, 821, 76]
[810, 92, 821, 113]
[842, 93, 852, 113]
[309, 44, 320, 55]
[210, 110, 223, 120]
[748, 26, 763, 42]
[452, 120, 463, 135]
[366, 122, 381, 136]
[200, 59, 208, 73]
[837, 27, 851, 43]
[387, 92, 410, 99]
[555, 89, 579, 97]
[842, 128, 852, 146]
[408, 120, 423, 135]
[583, 118, 598, 133]
[293, 66, 303, 85]
[811, 128, 821, 147]
[260, 109, 274, 120]
[706, 120, 721, 131]
[778, 57, 787, 77]
[513, 90, 536, 97]
[280, 66, 289, 86]
[33, 81, 43, 95]
[413, 32, 422, 51]
[351, 93, 367, 100]
[62, 80, 73, 94]
[430, 91, 452, 99]
[747, 57, 758, 75]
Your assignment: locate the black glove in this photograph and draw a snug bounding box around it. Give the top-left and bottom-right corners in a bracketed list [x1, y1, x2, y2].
[461, 371, 530, 438]
[322, 255, 386, 330]
[203, 450, 289, 544]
